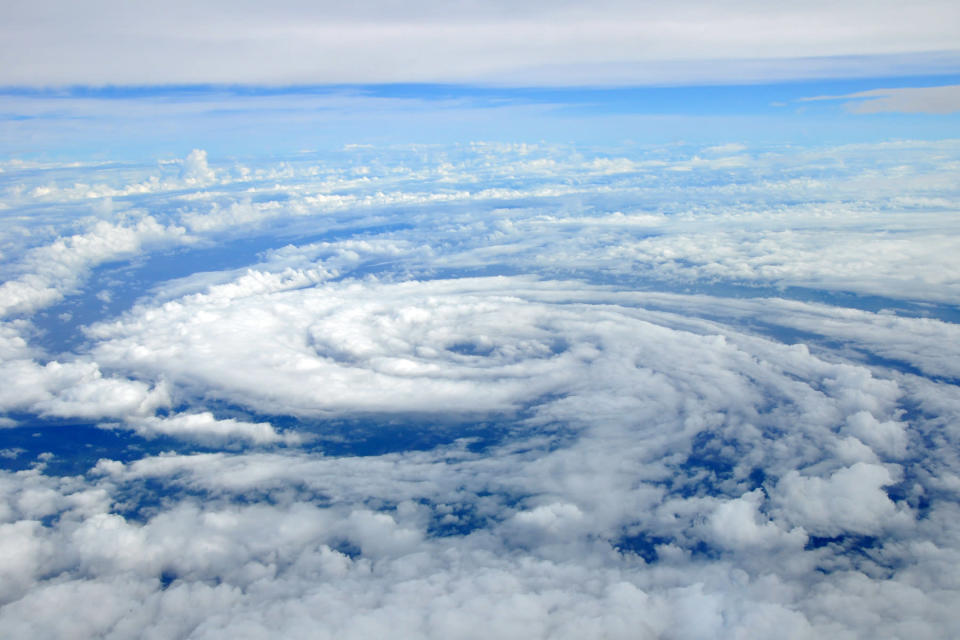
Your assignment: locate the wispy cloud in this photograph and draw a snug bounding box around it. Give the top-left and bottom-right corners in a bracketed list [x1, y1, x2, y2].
[800, 84, 960, 114]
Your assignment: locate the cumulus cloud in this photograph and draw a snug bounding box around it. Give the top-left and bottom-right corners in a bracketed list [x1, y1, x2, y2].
[774, 462, 909, 536]
[0, 356, 169, 419]
[180, 149, 217, 185]
[0, 216, 187, 318]
[708, 490, 806, 550]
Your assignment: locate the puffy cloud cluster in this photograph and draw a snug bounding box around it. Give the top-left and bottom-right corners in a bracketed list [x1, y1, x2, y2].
[2, 142, 960, 637]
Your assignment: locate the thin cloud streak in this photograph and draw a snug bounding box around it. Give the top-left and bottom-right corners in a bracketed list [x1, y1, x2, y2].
[800, 84, 960, 114]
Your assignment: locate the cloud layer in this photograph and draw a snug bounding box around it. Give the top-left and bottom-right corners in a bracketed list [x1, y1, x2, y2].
[2, 140, 960, 637]
[2, 1, 959, 85]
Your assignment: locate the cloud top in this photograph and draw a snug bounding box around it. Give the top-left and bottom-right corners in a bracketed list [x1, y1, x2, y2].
[2, 140, 960, 637]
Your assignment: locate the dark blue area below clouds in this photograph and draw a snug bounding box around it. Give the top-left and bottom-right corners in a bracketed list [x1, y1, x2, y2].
[0, 418, 214, 476]
[0, 409, 518, 477]
[5, 73, 960, 116]
[203, 400, 521, 457]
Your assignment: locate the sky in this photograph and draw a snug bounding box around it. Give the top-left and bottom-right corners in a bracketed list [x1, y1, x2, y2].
[2, 2, 960, 639]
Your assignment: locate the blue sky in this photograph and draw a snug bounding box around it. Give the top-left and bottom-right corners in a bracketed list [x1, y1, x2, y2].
[3, 74, 960, 160]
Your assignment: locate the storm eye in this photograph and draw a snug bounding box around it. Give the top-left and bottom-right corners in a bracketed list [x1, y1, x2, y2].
[446, 340, 496, 357]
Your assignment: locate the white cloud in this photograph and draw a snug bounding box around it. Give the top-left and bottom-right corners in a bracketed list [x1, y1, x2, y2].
[708, 490, 806, 550]
[842, 411, 909, 459]
[702, 143, 747, 154]
[774, 462, 909, 536]
[0, 216, 187, 318]
[86, 274, 911, 428]
[180, 149, 217, 185]
[127, 412, 305, 446]
[0, 357, 169, 419]
[88, 277, 590, 415]
[0, 432, 957, 638]
[612, 292, 960, 381]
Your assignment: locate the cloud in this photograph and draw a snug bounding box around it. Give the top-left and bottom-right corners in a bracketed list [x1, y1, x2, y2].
[801, 84, 960, 114]
[774, 463, 909, 536]
[126, 412, 305, 446]
[2, 2, 960, 85]
[0, 215, 187, 318]
[180, 149, 217, 185]
[1, 416, 957, 638]
[0, 356, 169, 419]
[85, 274, 912, 429]
[708, 490, 806, 550]
[2, 139, 960, 637]
[702, 143, 747, 154]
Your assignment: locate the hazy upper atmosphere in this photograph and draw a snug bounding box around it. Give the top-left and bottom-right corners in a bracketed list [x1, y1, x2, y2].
[2, 2, 960, 638]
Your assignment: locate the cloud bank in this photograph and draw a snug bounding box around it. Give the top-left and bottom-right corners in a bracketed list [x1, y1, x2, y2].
[1, 1, 959, 85]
